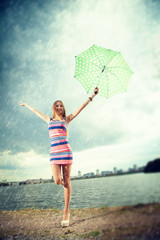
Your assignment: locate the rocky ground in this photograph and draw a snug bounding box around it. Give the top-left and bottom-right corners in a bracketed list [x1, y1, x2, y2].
[0, 203, 160, 240]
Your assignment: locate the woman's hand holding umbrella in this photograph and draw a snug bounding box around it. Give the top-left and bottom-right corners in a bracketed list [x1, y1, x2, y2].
[94, 87, 99, 95]
[89, 87, 99, 101]
[18, 103, 26, 106]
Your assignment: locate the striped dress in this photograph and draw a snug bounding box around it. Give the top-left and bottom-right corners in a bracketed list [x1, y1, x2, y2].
[48, 118, 73, 165]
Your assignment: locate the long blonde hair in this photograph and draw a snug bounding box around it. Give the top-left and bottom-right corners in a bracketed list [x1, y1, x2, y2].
[52, 100, 66, 119]
[52, 100, 68, 136]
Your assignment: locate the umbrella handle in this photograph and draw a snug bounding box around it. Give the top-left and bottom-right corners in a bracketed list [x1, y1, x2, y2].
[94, 87, 98, 95]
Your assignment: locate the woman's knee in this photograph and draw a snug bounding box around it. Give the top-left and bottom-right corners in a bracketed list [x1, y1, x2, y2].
[54, 178, 62, 185]
[63, 178, 71, 188]
[51, 165, 62, 185]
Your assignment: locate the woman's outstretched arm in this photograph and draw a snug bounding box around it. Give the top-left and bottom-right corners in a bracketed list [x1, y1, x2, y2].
[18, 103, 51, 123]
[66, 87, 99, 125]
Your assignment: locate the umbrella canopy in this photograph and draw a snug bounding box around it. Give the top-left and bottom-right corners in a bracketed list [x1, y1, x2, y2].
[74, 45, 133, 98]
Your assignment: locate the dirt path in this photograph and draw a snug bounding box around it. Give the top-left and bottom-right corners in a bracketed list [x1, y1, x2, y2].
[0, 203, 160, 240]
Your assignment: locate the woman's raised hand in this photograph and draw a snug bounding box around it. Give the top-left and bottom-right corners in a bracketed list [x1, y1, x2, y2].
[18, 103, 26, 106]
[94, 87, 99, 95]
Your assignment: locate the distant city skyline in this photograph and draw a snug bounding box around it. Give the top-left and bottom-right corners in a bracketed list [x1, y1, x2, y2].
[77, 163, 141, 177]
[1, 163, 143, 183]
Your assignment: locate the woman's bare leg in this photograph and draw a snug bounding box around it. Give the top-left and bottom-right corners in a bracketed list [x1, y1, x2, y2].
[62, 164, 72, 220]
[51, 164, 64, 185]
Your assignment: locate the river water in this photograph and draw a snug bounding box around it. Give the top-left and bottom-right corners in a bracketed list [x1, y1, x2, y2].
[0, 173, 160, 211]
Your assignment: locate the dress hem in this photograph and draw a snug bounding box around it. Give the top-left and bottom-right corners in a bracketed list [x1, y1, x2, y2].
[50, 160, 73, 165]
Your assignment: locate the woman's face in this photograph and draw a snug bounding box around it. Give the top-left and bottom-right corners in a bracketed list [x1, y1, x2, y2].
[55, 101, 64, 116]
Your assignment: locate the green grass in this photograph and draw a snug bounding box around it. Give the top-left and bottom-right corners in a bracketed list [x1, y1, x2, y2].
[80, 230, 100, 238]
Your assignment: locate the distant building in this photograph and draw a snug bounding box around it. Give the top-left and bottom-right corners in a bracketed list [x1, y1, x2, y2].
[83, 172, 94, 177]
[113, 167, 117, 174]
[96, 169, 100, 175]
[128, 168, 134, 173]
[101, 171, 112, 176]
[133, 164, 138, 171]
[25, 178, 43, 184]
[78, 170, 82, 177]
[138, 166, 145, 172]
[40, 178, 43, 183]
[117, 169, 123, 174]
[2, 179, 7, 183]
[10, 181, 19, 186]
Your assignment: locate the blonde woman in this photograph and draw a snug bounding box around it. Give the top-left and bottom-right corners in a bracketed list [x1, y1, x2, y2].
[19, 87, 98, 227]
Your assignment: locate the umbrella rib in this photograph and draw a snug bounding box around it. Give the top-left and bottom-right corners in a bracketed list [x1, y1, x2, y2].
[105, 52, 120, 67]
[105, 73, 109, 98]
[97, 72, 103, 86]
[92, 46, 103, 67]
[97, 73, 110, 96]
[76, 56, 101, 70]
[104, 69, 122, 83]
[96, 71, 103, 79]
[104, 70, 127, 90]
[107, 66, 133, 73]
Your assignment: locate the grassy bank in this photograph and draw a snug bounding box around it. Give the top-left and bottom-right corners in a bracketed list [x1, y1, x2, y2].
[0, 203, 160, 239]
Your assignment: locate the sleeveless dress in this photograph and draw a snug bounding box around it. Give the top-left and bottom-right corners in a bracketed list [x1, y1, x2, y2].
[48, 118, 73, 165]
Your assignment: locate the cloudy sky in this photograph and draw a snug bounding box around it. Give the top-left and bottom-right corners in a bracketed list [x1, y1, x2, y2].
[0, 0, 160, 181]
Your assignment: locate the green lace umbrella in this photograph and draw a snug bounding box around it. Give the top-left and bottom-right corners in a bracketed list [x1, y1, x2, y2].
[74, 45, 133, 98]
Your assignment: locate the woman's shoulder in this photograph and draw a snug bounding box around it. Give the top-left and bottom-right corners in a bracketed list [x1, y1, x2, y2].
[48, 117, 53, 124]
